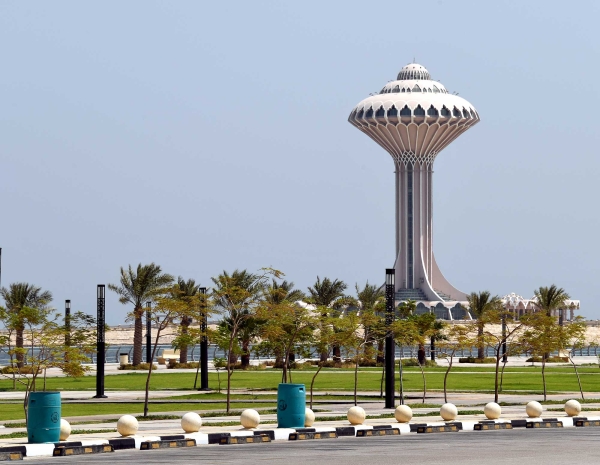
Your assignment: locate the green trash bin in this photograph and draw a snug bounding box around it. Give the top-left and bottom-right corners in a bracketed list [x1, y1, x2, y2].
[277, 383, 305, 428]
[27, 392, 61, 443]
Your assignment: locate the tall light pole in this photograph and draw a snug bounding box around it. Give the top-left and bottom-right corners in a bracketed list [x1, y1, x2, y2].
[146, 301, 152, 363]
[502, 312, 507, 364]
[199, 287, 210, 391]
[385, 268, 395, 408]
[94, 285, 107, 398]
[65, 300, 71, 347]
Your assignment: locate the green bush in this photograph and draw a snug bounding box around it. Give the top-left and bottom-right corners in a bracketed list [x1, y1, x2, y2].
[118, 363, 157, 371]
[0, 366, 40, 375]
[526, 356, 568, 363]
[458, 357, 495, 364]
[400, 358, 437, 367]
[168, 362, 199, 369]
[291, 361, 316, 370]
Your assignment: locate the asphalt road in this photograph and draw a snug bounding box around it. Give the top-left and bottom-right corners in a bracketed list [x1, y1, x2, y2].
[32, 428, 600, 464]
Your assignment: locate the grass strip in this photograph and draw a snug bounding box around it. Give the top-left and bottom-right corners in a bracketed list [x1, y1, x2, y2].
[0, 402, 275, 422]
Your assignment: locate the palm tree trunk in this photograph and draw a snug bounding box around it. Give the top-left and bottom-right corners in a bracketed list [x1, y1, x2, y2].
[332, 345, 341, 364]
[419, 363, 426, 403]
[477, 323, 485, 360]
[179, 318, 190, 364]
[132, 307, 143, 366]
[15, 329, 24, 368]
[241, 341, 250, 368]
[418, 344, 426, 366]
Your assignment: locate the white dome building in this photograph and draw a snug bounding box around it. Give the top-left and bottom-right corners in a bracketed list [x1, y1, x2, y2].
[349, 63, 479, 306]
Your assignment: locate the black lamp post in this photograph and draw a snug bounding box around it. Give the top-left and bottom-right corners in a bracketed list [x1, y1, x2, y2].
[385, 268, 395, 409]
[146, 301, 152, 363]
[65, 300, 71, 347]
[502, 313, 507, 363]
[94, 285, 107, 398]
[199, 287, 210, 391]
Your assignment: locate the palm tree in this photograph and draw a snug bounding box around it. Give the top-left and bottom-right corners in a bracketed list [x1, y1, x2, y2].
[534, 285, 569, 317]
[533, 285, 570, 360]
[211, 268, 277, 412]
[108, 264, 173, 366]
[212, 269, 264, 368]
[466, 291, 502, 360]
[264, 280, 305, 366]
[307, 277, 347, 362]
[173, 277, 202, 364]
[264, 280, 305, 306]
[355, 282, 385, 362]
[0, 283, 53, 367]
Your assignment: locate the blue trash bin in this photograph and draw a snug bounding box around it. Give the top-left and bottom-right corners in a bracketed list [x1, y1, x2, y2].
[27, 392, 61, 443]
[277, 383, 305, 428]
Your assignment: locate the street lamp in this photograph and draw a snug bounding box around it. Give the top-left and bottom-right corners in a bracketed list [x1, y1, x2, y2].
[94, 285, 107, 398]
[385, 268, 395, 409]
[146, 301, 152, 363]
[65, 300, 71, 347]
[199, 287, 210, 391]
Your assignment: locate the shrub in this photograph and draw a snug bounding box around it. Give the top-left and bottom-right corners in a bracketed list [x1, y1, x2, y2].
[0, 366, 40, 375]
[292, 361, 316, 370]
[168, 362, 199, 369]
[458, 357, 496, 364]
[525, 356, 568, 363]
[118, 363, 157, 371]
[400, 358, 437, 367]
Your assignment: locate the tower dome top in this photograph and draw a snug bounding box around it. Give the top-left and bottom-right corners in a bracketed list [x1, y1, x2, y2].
[397, 63, 430, 81]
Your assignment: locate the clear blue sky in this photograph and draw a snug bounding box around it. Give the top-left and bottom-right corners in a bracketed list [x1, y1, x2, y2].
[1, 1, 598, 324]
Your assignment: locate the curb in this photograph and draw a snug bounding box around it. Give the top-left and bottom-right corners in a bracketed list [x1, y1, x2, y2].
[0, 416, 593, 458]
[53, 444, 114, 456]
[140, 439, 196, 450]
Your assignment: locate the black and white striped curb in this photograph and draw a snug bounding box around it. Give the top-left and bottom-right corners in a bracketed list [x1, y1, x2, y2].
[0, 416, 597, 459]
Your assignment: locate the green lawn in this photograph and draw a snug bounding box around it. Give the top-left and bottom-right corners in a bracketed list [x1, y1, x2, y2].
[0, 402, 275, 422]
[0, 366, 598, 394]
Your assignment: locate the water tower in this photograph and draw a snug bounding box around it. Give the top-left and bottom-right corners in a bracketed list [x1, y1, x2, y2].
[348, 63, 479, 302]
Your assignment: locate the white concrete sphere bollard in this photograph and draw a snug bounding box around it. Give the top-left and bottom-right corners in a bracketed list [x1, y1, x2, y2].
[117, 415, 139, 437]
[565, 399, 582, 417]
[526, 401, 543, 418]
[181, 412, 202, 432]
[484, 402, 501, 420]
[240, 409, 260, 429]
[440, 403, 458, 421]
[394, 405, 413, 423]
[59, 419, 71, 441]
[304, 407, 315, 427]
[347, 406, 366, 425]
